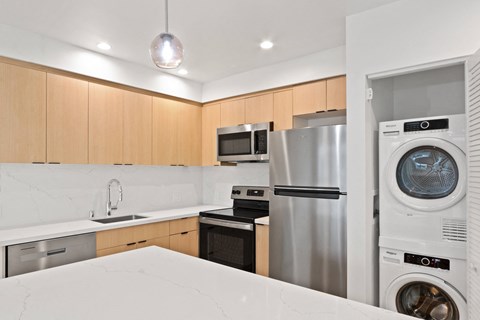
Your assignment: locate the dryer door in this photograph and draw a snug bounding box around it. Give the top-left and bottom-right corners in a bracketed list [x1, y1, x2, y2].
[385, 274, 466, 320]
[386, 138, 466, 211]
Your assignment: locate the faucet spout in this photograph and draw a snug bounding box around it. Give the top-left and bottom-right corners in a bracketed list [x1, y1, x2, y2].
[106, 179, 123, 216]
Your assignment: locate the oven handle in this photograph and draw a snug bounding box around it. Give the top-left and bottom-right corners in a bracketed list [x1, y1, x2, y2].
[199, 217, 254, 231]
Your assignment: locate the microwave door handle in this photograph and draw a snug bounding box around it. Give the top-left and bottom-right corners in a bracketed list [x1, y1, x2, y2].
[251, 131, 256, 155]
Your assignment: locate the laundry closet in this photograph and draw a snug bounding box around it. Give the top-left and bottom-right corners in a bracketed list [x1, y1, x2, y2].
[369, 61, 467, 320]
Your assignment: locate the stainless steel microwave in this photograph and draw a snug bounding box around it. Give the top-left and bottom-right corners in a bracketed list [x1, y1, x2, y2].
[217, 122, 273, 162]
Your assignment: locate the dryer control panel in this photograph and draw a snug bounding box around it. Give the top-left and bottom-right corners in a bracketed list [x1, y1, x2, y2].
[404, 253, 450, 270]
[404, 118, 449, 132]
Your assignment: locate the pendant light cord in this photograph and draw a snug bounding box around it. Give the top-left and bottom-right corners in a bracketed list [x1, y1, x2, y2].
[165, 0, 169, 33]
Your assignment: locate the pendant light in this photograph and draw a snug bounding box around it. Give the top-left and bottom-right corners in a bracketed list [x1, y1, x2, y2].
[150, 0, 184, 69]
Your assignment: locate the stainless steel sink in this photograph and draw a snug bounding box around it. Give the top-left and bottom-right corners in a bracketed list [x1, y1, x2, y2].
[92, 215, 147, 224]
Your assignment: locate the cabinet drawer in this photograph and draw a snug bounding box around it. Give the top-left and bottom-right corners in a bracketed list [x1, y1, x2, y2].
[96, 243, 137, 257]
[96, 226, 135, 250]
[170, 230, 198, 257]
[170, 217, 198, 234]
[133, 221, 169, 241]
[136, 236, 170, 250]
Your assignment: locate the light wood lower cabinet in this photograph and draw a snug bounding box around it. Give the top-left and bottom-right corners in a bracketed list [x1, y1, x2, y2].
[169, 217, 199, 257]
[96, 217, 199, 258]
[256, 224, 269, 277]
[96, 221, 170, 257]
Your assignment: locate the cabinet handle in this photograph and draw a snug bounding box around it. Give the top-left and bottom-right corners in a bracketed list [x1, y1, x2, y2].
[32, 162, 45, 164]
[127, 242, 136, 246]
[315, 110, 326, 113]
[48, 162, 60, 164]
[180, 231, 188, 235]
[114, 163, 123, 166]
[170, 164, 177, 166]
[124, 163, 133, 166]
[178, 164, 185, 167]
[327, 109, 338, 112]
[138, 240, 147, 244]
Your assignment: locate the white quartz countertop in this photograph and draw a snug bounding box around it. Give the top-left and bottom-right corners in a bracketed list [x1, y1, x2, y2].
[0, 205, 225, 246]
[255, 216, 269, 225]
[0, 246, 411, 320]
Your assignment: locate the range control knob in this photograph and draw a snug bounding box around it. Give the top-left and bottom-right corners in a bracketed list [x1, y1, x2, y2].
[420, 121, 430, 129]
[232, 190, 241, 195]
[421, 257, 430, 266]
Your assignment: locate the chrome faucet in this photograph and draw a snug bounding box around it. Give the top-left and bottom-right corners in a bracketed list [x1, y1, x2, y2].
[106, 179, 123, 216]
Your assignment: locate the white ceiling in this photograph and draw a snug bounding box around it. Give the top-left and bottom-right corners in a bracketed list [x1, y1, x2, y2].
[0, 0, 400, 83]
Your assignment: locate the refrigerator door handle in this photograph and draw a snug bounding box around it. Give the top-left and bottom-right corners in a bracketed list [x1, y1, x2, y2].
[274, 186, 342, 199]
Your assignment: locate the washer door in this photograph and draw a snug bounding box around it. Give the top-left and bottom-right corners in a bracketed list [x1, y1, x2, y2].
[385, 274, 466, 320]
[386, 138, 466, 211]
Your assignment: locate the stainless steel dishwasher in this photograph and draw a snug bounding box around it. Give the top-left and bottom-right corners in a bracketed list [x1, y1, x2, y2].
[6, 233, 96, 277]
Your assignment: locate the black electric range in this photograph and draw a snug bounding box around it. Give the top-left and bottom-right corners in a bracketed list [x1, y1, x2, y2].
[199, 186, 269, 272]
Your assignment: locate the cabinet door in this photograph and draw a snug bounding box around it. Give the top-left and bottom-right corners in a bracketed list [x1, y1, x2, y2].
[88, 83, 124, 164]
[170, 230, 198, 257]
[96, 243, 137, 257]
[273, 90, 293, 131]
[170, 217, 198, 234]
[136, 236, 170, 250]
[96, 227, 135, 250]
[256, 224, 269, 277]
[0, 63, 46, 163]
[292, 80, 326, 115]
[202, 103, 221, 166]
[245, 93, 273, 124]
[46, 74, 88, 164]
[220, 99, 245, 127]
[123, 91, 152, 165]
[326, 76, 346, 111]
[178, 103, 202, 166]
[152, 97, 179, 166]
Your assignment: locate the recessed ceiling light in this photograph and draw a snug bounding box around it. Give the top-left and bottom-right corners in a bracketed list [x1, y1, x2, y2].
[97, 42, 111, 50]
[260, 40, 274, 50]
[178, 68, 188, 75]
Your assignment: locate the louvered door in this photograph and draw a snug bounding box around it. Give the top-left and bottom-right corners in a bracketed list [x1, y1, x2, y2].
[467, 48, 480, 320]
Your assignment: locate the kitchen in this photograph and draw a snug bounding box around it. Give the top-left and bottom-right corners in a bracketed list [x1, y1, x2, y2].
[0, 0, 479, 319]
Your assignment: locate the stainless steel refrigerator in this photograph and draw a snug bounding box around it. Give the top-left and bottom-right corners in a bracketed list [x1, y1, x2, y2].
[269, 124, 347, 298]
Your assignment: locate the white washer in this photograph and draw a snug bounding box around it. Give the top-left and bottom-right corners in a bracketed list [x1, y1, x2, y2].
[379, 114, 467, 257]
[380, 246, 466, 320]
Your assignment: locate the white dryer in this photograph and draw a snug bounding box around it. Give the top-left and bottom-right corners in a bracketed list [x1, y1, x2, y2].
[380, 247, 466, 320]
[379, 114, 467, 257]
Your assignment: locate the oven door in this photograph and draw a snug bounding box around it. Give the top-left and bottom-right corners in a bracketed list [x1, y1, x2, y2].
[199, 217, 255, 272]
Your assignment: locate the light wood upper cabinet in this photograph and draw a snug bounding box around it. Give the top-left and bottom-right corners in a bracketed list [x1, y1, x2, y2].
[123, 91, 152, 165]
[178, 102, 202, 166]
[292, 80, 327, 115]
[326, 76, 346, 111]
[88, 83, 124, 164]
[202, 103, 221, 166]
[221, 99, 245, 127]
[46, 74, 88, 164]
[0, 63, 46, 163]
[245, 93, 274, 124]
[273, 90, 293, 131]
[152, 97, 179, 166]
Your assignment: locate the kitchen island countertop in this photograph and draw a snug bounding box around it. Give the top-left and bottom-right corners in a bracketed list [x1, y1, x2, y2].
[0, 246, 411, 320]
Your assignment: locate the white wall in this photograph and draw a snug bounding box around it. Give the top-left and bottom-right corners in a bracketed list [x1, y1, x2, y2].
[202, 46, 346, 102]
[346, 0, 480, 305]
[0, 24, 202, 102]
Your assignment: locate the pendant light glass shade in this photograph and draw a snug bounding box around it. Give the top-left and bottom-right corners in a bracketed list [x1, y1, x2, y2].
[150, 33, 184, 69]
[150, 0, 184, 69]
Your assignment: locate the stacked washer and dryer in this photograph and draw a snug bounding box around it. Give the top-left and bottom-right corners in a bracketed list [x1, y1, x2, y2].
[379, 114, 467, 320]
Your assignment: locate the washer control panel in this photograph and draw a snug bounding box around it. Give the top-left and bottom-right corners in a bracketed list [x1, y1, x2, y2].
[404, 253, 450, 270]
[404, 118, 449, 132]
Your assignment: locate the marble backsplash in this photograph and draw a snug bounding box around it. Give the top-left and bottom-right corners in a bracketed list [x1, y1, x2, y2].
[0, 163, 268, 229]
[202, 163, 269, 207]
